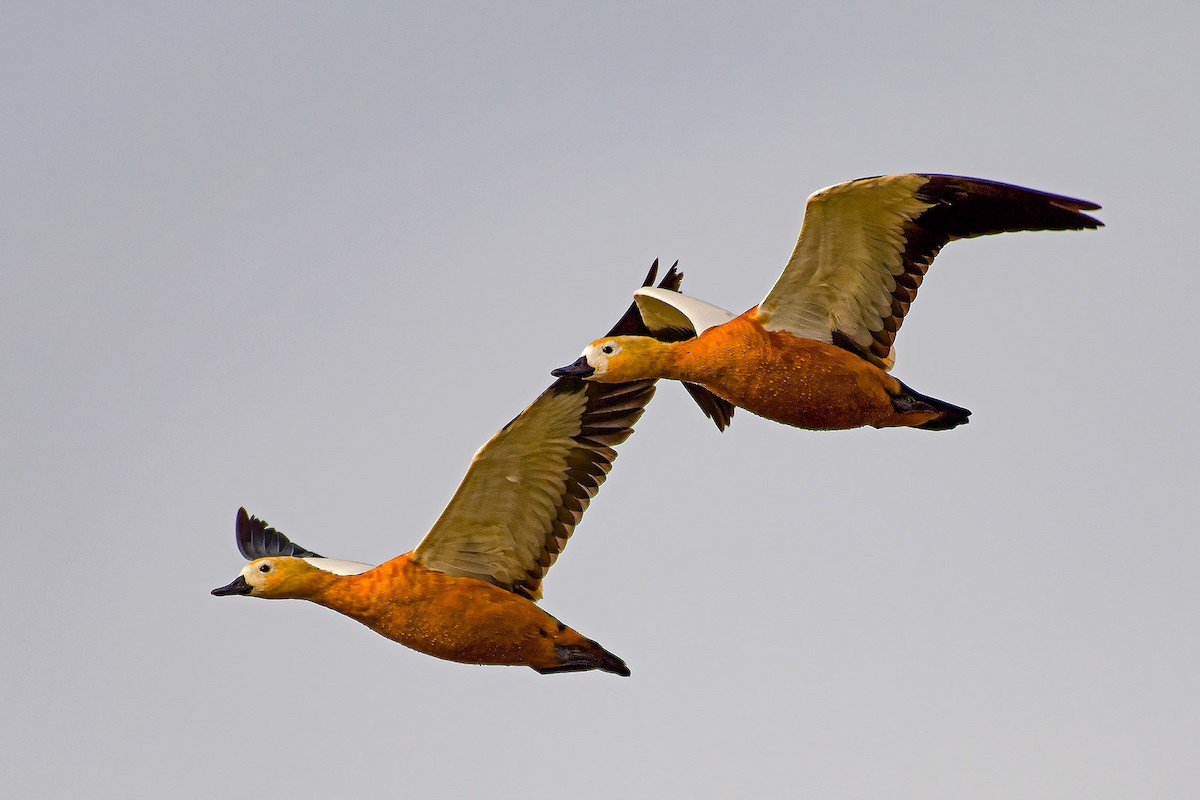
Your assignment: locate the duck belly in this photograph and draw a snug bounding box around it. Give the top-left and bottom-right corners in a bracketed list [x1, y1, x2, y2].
[336, 563, 589, 670]
[395, 581, 588, 669]
[686, 323, 902, 430]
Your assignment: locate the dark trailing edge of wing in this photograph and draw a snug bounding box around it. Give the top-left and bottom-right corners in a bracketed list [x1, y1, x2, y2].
[235, 507, 323, 561]
[513, 378, 656, 600]
[507, 262, 737, 597]
[851, 175, 1103, 366]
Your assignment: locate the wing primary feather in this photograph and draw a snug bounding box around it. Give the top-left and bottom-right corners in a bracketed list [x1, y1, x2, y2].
[235, 507, 324, 560]
[864, 175, 1100, 360]
[915, 175, 1103, 237]
[603, 260, 684, 337]
[775, 174, 1104, 371]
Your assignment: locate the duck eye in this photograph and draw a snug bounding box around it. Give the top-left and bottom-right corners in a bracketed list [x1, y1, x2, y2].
[259, 563, 271, 573]
[601, 345, 614, 355]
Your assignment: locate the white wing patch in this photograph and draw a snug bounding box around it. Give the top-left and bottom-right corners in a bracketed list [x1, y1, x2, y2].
[301, 557, 376, 575]
[633, 287, 735, 336]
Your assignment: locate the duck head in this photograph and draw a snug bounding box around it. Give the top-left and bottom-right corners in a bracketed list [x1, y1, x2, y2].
[212, 507, 371, 600]
[552, 336, 669, 383]
[212, 556, 327, 600]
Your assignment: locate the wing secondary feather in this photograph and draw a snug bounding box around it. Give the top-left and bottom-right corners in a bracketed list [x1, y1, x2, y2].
[411, 378, 654, 600]
[410, 262, 685, 599]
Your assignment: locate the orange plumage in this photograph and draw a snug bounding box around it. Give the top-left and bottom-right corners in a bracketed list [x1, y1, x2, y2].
[669, 311, 941, 430]
[213, 262, 687, 675]
[241, 551, 608, 672]
[555, 174, 1102, 432]
[585, 310, 949, 430]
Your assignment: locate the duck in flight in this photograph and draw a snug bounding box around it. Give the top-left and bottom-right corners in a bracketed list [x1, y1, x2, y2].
[554, 174, 1102, 432]
[212, 263, 686, 675]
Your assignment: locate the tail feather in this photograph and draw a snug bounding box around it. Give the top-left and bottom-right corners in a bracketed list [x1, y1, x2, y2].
[535, 642, 630, 677]
[893, 382, 972, 431]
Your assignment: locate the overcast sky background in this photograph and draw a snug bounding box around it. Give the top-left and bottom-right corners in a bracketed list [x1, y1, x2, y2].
[3, 3, 1196, 798]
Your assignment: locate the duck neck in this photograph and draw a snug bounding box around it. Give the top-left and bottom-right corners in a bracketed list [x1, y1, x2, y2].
[304, 556, 410, 622]
[631, 339, 690, 382]
[653, 339, 700, 382]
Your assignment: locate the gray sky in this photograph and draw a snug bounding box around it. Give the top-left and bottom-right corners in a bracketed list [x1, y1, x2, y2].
[3, 3, 1196, 798]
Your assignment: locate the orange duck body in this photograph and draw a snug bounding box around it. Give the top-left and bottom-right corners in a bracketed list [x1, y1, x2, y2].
[283, 554, 612, 672]
[213, 262, 689, 676]
[666, 310, 949, 431]
[555, 174, 1102, 433]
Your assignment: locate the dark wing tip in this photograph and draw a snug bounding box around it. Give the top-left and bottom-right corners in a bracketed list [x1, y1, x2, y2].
[603, 260, 686, 337]
[916, 174, 1104, 235]
[854, 174, 1102, 364]
[642, 258, 660, 287]
[234, 507, 323, 560]
[656, 260, 684, 293]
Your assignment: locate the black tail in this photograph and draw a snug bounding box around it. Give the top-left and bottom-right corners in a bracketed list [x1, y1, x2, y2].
[893, 383, 972, 431]
[535, 642, 631, 677]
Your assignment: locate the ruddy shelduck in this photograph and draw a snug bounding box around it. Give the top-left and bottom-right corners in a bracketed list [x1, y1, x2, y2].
[554, 174, 1102, 431]
[213, 264, 688, 675]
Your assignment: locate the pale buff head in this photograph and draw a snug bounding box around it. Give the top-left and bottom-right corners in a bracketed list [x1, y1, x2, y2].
[552, 335, 671, 383]
[212, 507, 375, 600]
[212, 557, 327, 600]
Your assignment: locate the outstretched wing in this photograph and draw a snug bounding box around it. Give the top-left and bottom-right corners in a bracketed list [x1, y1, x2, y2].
[410, 263, 674, 600]
[411, 377, 654, 600]
[757, 174, 1103, 369]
